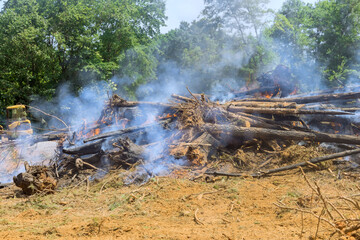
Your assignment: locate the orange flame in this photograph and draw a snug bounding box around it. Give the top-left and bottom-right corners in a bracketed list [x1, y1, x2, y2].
[158, 113, 177, 120]
[94, 128, 100, 135]
[330, 122, 342, 134]
[290, 87, 298, 96]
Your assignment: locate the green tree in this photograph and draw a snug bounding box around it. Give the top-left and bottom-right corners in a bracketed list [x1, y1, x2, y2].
[311, 0, 360, 86]
[202, 0, 271, 45]
[270, 0, 360, 88]
[0, 0, 166, 112]
[267, 0, 318, 90]
[0, 0, 59, 113]
[202, 0, 274, 81]
[155, 19, 232, 92]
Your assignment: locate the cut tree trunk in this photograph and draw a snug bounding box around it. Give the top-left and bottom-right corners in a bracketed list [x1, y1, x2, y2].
[172, 132, 220, 166]
[203, 123, 360, 145]
[226, 106, 352, 115]
[238, 92, 360, 104]
[225, 101, 298, 108]
[214, 108, 280, 129]
[222, 108, 312, 132]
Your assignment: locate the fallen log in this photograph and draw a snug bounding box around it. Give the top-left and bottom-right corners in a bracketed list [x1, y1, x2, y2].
[205, 148, 360, 177]
[233, 86, 280, 97]
[215, 108, 281, 129]
[311, 107, 360, 112]
[109, 138, 145, 167]
[63, 139, 105, 155]
[226, 106, 352, 115]
[259, 148, 360, 176]
[171, 132, 220, 166]
[203, 123, 360, 145]
[83, 119, 172, 143]
[108, 95, 171, 108]
[225, 101, 298, 109]
[223, 108, 312, 132]
[80, 152, 102, 164]
[238, 91, 360, 104]
[171, 94, 195, 103]
[110, 101, 171, 108]
[31, 133, 67, 143]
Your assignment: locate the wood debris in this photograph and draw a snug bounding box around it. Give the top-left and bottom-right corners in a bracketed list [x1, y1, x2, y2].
[10, 80, 360, 194]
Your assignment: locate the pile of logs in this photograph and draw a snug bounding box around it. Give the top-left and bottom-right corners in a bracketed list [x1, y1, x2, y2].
[13, 88, 360, 193]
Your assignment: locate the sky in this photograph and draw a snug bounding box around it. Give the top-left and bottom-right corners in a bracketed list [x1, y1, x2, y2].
[160, 0, 318, 33]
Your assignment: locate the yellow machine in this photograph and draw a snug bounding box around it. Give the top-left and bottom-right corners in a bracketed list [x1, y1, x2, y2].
[2, 105, 33, 138]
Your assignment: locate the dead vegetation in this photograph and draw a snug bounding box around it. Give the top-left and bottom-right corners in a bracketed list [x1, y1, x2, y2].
[4, 67, 360, 238]
[11, 85, 360, 194]
[275, 167, 360, 239]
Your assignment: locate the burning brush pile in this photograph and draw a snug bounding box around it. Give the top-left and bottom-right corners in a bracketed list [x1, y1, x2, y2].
[12, 74, 360, 196]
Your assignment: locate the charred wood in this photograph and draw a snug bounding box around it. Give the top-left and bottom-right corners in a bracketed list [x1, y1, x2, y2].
[63, 139, 105, 155]
[233, 86, 281, 97]
[31, 133, 67, 143]
[83, 119, 172, 143]
[80, 152, 103, 164]
[109, 138, 145, 167]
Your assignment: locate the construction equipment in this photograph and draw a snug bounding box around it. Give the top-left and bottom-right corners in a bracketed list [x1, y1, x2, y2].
[1, 105, 33, 139]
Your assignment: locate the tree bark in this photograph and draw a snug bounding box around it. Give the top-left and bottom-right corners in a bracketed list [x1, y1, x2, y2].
[238, 92, 360, 104]
[171, 94, 195, 103]
[203, 123, 360, 145]
[225, 101, 298, 108]
[226, 106, 352, 115]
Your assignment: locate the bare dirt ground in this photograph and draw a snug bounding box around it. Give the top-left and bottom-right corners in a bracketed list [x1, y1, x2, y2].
[1, 167, 359, 240]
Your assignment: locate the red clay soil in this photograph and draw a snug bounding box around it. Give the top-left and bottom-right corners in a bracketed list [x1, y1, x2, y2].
[1, 168, 359, 240]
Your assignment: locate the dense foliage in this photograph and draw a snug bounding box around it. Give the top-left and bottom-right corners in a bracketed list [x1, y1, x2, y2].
[1, 0, 360, 115]
[0, 0, 165, 110]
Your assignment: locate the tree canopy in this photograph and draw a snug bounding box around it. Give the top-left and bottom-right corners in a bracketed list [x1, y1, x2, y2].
[0, 0, 166, 111]
[0, 0, 360, 117]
